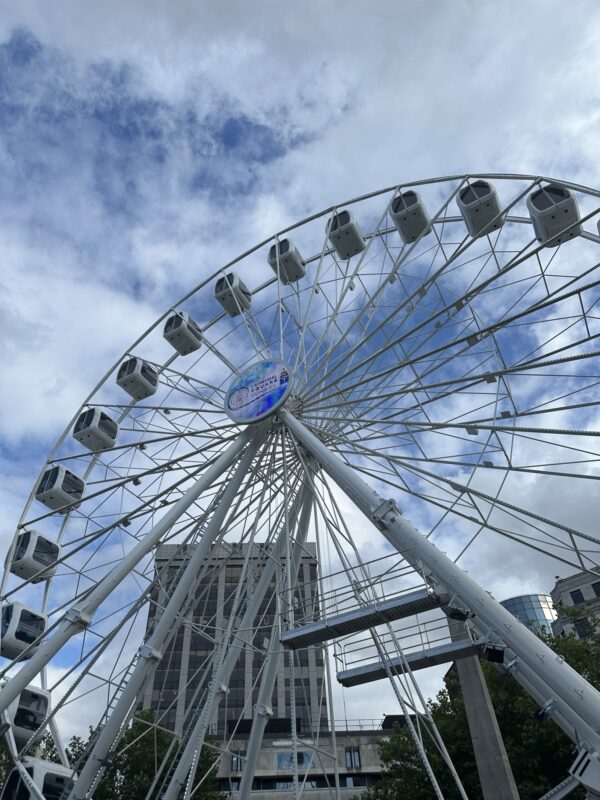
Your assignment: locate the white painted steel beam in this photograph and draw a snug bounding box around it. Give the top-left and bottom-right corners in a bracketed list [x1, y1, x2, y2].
[161, 478, 312, 800]
[280, 408, 600, 758]
[69, 425, 268, 800]
[0, 428, 256, 719]
[237, 482, 314, 800]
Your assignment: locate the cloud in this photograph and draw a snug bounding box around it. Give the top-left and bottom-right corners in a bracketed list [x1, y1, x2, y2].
[1, 0, 600, 757]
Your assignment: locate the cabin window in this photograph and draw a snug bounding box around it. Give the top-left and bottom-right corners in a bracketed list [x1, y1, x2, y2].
[62, 472, 84, 498]
[15, 610, 44, 643]
[140, 363, 158, 386]
[74, 409, 95, 433]
[38, 467, 59, 494]
[98, 414, 118, 439]
[14, 532, 30, 561]
[2, 605, 13, 635]
[33, 538, 59, 567]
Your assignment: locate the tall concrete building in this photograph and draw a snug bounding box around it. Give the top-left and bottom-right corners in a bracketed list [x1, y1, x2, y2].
[139, 542, 385, 797]
[551, 570, 600, 639]
[140, 542, 328, 738]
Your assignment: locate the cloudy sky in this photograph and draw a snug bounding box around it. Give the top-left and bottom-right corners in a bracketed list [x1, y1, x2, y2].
[1, 0, 600, 743]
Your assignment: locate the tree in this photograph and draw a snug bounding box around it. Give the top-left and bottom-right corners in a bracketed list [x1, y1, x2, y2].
[0, 712, 223, 800]
[89, 710, 224, 800]
[360, 629, 600, 800]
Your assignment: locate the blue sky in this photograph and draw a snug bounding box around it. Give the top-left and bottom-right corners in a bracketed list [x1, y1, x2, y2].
[1, 0, 599, 737]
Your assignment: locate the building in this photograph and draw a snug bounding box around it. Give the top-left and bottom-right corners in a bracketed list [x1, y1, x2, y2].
[139, 542, 385, 795]
[550, 571, 600, 639]
[140, 542, 328, 738]
[219, 725, 385, 798]
[499, 594, 557, 636]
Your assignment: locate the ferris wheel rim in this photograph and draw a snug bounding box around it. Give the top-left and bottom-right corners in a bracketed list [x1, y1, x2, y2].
[2, 171, 600, 797]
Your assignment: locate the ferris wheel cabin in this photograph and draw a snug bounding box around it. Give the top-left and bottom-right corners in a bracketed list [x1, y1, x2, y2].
[73, 408, 119, 451]
[268, 238, 307, 284]
[0, 758, 74, 800]
[1, 603, 47, 660]
[6, 686, 51, 747]
[9, 530, 59, 583]
[116, 357, 159, 400]
[457, 179, 505, 238]
[326, 209, 366, 260]
[35, 465, 85, 512]
[163, 311, 203, 355]
[390, 190, 432, 243]
[527, 184, 582, 246]
[214, 272, 252, 317]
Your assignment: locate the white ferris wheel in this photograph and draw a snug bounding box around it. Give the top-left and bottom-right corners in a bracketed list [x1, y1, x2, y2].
[1, 173, 600, 799]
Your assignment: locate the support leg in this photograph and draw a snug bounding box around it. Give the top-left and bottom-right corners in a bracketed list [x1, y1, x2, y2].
[280, 409, 600, 769]
[70, 426, 268, 800]
[161, 478, 312, 800]
[448, 618, 520, 800]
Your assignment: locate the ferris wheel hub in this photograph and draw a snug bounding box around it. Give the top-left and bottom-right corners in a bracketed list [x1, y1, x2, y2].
[224, 359, 293, 423]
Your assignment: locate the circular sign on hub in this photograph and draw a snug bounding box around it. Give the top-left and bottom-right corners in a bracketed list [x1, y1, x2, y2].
[225, 360, 293, 424]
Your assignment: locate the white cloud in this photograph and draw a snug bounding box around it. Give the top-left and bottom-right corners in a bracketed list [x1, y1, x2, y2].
[0, 0, 599, 777]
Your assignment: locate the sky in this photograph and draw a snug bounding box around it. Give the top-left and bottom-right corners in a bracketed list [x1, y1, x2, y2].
[1, 0, 600, 746]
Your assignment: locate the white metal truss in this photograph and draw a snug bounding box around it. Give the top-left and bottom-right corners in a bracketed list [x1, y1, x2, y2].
[1, 173, 600, 799]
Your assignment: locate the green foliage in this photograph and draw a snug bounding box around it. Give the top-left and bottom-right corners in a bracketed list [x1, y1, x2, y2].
[360, 629, 600, 800]
[89, 710, 224, 800]
[1, 711, 223, 800]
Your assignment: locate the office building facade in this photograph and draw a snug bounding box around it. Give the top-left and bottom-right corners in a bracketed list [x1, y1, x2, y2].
[218, 727, 385, 798]
[139, 542, 328, 739]
[550, 571, 600, 639]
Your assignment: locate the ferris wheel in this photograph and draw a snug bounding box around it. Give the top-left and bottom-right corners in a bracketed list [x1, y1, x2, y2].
[1, 173, 600, 799]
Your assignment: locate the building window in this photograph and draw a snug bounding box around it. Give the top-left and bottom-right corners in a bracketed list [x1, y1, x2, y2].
[231, 751, 246, 771]
[570, 589, 585, 605]
[592, 582, 600, 599]
[276, 751, 313, 770]
[345, 746, 361, 769]
[574, 619, 593, 639]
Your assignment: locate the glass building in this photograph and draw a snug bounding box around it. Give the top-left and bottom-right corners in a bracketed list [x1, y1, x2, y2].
[139, 542, 328, 739]
[500, 594, 557, 635]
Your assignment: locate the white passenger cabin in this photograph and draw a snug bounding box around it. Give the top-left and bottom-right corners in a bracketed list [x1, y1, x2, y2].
[163, 312, 203, 355]
[7, 686, 50, 747]
[116, 357, 159, 400]
[390, 190, 432, 243]
[527, 184, 582, 246]
[35, 465, 85, 512]
[457, 180, 505, 238]
[9, 530, 59, 583]
[268, 238, 307, 284]
[0, 758, 74, 800]
[1, 603, 47, 660]
[214, 273, 252, 317]
[73, 408, 119, 451]
[326, 210, 366, 260]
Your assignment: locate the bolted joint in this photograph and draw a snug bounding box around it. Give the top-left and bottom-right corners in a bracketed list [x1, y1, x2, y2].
[371, 499, 399, 529]
[65, 607, 93, 629]
[101, 750, 118, 766]
[255, 703, 273, 719]
[532, 697, 556, 722]
[140, 644, 162, 662]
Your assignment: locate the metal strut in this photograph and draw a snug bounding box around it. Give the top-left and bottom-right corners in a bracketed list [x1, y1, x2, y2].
[0, 428, 257, 719]
[237, 478, 314, 800]
[279, 408, 600, 795]
[160, 477, 313, 800]
[68, 423, 269, 800]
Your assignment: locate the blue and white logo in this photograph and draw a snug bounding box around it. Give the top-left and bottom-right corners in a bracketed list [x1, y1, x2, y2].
[225, 360, 293, 423]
